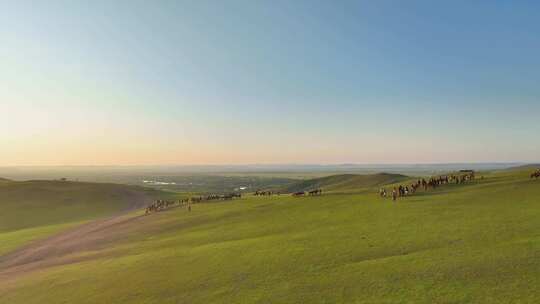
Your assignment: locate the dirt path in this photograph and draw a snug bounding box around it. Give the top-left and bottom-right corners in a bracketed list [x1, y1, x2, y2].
[0, 214, 142, 280]
[0, 195, 153, 282]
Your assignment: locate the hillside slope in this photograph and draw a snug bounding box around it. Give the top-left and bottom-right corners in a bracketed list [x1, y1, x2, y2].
[281, 173, 409, 193]
[1, 170, 538, 303]
[505, 164, 540, 171]
[0, 180, 160, 255]
[0, 180, 158, 233]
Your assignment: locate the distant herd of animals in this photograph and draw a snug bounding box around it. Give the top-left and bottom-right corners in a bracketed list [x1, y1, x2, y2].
[292, 189, 323, 197]
[253, 189, 323, 197]
[145, 170, 539, 215]
[379, 171, 477, 201]
[253, 190, 280, 196]
[145, 193, 242, 215]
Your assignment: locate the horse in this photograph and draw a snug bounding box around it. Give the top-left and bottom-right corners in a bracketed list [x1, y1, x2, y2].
[308, 189, 322, 196]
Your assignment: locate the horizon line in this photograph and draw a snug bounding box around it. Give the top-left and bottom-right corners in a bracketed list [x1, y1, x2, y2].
[0, 161, 535, 168]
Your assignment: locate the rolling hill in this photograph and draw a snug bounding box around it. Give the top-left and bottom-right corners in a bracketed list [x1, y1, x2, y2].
[0, 179, 161, 255]
[281, 173, 410, 193]
[1, 169, 539, 303]
[504, 163, 540, 171]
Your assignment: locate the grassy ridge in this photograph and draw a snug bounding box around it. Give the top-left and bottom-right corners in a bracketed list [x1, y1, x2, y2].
[1, 170, 538, 303]
[281, 173, 409, 193]
[0, 180, 160, 255]
[0, 180, 158, 232]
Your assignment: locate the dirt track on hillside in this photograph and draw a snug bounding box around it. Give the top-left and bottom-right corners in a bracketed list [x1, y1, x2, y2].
[0, 195, 153, 282]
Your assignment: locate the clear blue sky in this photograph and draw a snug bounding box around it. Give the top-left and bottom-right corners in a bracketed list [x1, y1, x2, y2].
[1, 1, 539, 165]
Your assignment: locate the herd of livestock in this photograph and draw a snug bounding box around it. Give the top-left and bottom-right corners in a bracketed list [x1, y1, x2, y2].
[379, 172, 477, 201]
[382, 169, 539, 201]
[253, 190, 280, 196]
[292, 189, 323, 197]
[145, 193, 242, 215]
[145, 170, 539, 214]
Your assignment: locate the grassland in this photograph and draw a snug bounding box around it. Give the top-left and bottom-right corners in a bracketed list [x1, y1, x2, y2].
[1, 169, 539, 303]
[281, 173, 410, 193]
[0, 180, 159, 255]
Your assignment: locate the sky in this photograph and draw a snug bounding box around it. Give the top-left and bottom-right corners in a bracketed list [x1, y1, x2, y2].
[1, 0, 540, 166]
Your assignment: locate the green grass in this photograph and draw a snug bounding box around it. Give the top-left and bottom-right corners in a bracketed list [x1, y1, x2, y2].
[0, 222, 82, 256]
[1, 170, 539, 303]
[281, 173, 410, 193]
[0, 180, 161, 254]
